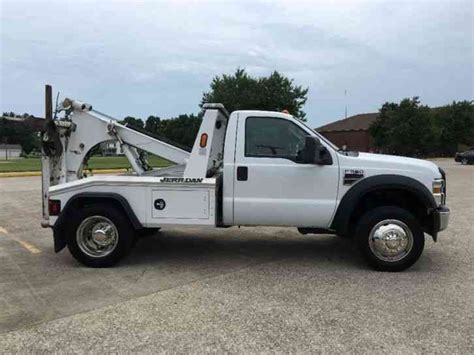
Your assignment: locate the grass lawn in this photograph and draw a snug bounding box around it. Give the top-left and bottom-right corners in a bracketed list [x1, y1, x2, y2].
[0, 155, 172, 172]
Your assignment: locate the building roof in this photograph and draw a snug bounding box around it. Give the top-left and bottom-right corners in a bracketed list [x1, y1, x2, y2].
[316, 113, 379, 133]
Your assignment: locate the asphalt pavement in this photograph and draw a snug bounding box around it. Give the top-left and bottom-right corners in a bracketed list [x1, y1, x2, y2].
[0, 159, 472, 353]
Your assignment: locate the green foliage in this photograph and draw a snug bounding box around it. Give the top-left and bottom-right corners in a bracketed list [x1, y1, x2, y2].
[156, 114, 202, 149]
[434, 101, 474, 155]
[370, 98, 434, 156]
[370, 99, 474, 157]
[122, 114, 202, 149]
[201, 68, 309, 121]
[0, 116, 40, 154]
[121, 116, 144, 129]
[145, 115, 161, 133]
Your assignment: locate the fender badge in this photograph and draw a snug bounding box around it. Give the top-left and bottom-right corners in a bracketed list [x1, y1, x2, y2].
[344, 169, 364, 185]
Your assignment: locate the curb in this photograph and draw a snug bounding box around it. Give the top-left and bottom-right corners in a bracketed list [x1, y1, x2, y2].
[0, 169, 129, 178]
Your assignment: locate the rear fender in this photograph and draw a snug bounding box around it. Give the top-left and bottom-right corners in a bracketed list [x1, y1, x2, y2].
[53, 192, 142, 252]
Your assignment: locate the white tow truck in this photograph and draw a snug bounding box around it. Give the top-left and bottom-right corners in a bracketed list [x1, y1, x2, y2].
[41, 86, 449, 271]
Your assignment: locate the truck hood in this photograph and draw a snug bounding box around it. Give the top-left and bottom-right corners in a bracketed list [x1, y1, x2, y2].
[351, 152, 441, 179]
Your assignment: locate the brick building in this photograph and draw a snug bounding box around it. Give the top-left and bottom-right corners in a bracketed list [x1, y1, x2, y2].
[316, 113, 379, 152]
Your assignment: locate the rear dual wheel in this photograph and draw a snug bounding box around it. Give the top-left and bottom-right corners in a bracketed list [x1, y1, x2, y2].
[65, 204, 135, 267]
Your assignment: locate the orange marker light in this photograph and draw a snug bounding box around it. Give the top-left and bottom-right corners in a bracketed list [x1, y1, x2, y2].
[200, 133, 208, 148]
[281, 109, 289, 114]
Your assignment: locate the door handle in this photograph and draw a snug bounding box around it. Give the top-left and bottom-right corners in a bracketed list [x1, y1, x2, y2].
[237, 166, 248, 181]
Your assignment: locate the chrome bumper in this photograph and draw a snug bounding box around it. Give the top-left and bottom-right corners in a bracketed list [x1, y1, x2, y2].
[434, 206, 450, 232]
[438, 209, 450, 232]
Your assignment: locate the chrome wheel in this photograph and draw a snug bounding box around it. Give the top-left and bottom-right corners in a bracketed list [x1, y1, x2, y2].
[462, 158, 468, 165]
[368, 219, 414, 262]
[76, 216, 119, 258]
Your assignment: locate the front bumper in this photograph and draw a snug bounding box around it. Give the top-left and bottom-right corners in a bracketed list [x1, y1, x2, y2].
[433, 205, 450, 234]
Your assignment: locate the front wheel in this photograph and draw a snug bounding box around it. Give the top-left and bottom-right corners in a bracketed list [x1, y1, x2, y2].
[65, 204, 135, 267]
[355, 206, 425, 272]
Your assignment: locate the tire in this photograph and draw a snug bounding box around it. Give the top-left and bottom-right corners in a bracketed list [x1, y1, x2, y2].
[355, 206, 425, 272]
[65, 203, 135, 267]
[461, 158, 468, 165]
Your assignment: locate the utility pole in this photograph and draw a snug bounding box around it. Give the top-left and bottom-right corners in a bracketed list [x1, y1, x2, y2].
[344, 89, 348, 119]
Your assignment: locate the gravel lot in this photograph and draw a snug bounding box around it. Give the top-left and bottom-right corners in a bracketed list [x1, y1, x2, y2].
[0, 159, 472, 353]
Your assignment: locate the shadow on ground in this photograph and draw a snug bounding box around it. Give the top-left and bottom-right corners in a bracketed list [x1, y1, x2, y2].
[125, 228, 360, 268]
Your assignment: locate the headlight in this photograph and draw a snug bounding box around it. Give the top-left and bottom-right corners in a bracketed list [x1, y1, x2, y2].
[432, 180, 443, 194]
[432, 179, 446, 205]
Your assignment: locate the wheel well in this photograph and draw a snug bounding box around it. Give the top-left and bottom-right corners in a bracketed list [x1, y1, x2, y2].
[52, 194, 142, 253]
[59, 194, 142, 230]
[346, 189, 432, 237]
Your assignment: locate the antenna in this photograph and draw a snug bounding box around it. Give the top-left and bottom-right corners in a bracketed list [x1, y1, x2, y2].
[53, 91, 60, 119]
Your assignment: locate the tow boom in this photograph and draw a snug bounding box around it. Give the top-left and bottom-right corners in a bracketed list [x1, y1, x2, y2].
[41, 86, 190, 186]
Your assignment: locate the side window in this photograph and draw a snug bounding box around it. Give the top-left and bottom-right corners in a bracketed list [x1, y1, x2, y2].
[245, 116, 309, 161]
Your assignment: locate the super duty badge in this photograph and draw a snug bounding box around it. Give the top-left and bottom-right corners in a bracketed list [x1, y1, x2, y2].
[344, 169, 364, 185]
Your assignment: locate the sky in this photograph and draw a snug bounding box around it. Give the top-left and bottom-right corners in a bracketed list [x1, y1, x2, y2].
[1, 0, 473, 128]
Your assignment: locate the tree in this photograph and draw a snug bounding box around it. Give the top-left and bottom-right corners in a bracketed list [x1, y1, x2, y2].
[201, 68, 309, 120]
[121, 116, 144, 129]
[145, 115, 161, 134]
[18, 130, 40, 155]
[158, 114, 202, 149]
[369, 98, 474, 157]
[370, 97, 436, 156]
[120, 113, 201, 150]
[0, 114, 40, 155]
[435, 101, 474, 154]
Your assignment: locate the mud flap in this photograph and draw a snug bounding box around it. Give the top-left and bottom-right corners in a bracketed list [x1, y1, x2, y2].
[53, 225, 67, 253]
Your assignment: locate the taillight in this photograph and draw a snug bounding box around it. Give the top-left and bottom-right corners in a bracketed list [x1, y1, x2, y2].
[48, 199, 61, 216]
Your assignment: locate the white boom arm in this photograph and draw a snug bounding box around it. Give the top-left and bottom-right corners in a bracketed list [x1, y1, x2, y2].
[44, 99, 190, 184]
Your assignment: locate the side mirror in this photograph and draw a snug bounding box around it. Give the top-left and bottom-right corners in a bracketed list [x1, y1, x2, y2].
[303, 136, 333, 165]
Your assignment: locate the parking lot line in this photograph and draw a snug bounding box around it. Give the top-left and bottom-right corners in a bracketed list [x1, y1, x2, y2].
[15, 239, 42, 254]
[0, 226, 41, 254]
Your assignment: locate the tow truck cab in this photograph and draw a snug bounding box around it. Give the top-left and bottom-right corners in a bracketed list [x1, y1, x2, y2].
[42, 90, 449, 271]
[224, 108, 448, 238]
